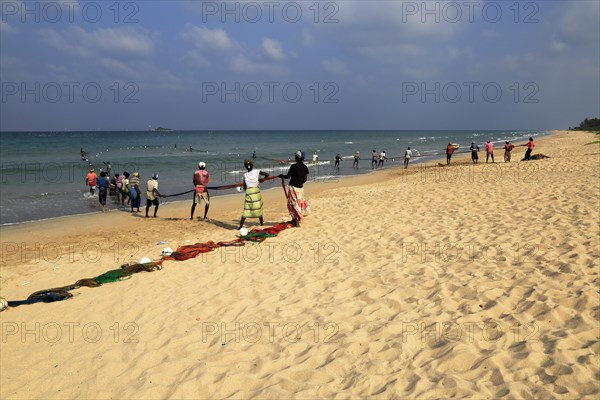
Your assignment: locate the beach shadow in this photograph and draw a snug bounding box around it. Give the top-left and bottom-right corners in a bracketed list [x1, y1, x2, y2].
[203, 219, 239, 230]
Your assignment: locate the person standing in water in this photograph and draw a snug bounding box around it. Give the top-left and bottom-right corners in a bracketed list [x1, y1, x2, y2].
[378, 150, 387, 169]
[85, 168, 97, 195]
[353, 151, 360, 168]
[334, 153, 341, 169]
[97, 171, 109, 211]
[404, 147, 412, 169]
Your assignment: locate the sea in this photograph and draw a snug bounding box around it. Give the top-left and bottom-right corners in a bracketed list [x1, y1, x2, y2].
[0, 130, 548, 225]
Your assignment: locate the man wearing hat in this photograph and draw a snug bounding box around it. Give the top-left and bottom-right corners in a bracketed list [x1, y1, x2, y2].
[85, 168, 98, 195]
[191, 162, 211, 220]
[146, 173, 164, 218]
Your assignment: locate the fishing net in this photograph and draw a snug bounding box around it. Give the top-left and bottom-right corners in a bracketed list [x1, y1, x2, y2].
[3, 192, 293, 310]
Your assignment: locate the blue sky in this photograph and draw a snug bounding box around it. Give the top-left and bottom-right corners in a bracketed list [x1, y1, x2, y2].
[1, 0, 598, 131]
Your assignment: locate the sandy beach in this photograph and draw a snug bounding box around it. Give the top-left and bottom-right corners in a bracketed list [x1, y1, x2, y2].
[1, 130, 598, 398]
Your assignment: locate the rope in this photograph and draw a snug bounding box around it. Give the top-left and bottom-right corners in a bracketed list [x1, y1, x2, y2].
[164, 176, 279, 197]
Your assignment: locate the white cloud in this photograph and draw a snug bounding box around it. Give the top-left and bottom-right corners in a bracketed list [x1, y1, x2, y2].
[481, 29, 500, 40]
[447, 46, 459, 60]
[0, 21, 16, 33]
[182, 26, 236, 52]
[550, 40, 567, 53]
[557, 1, 600, 46]
[182, 50, 211, 68]
[38, 27, 155, 59]
[230, 54, 288, 76]
[504, 55, 520, 72]
[302, 30, 314, 47]
[322, 59, 349, 75]
[262, 38, 284, 61]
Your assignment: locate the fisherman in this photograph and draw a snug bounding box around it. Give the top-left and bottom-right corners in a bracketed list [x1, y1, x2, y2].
[334, 153, 341, 169]
[279, 151, 311, 227]
[85, 168, 97, 195]
[191, 162, 210, 220]
[486, 140, 494, 163]
[378, 150, 387, 169]
[446, 143, 455, 165]
[97, 171, 110, 211]
[470, 142, 480, 164]
[353, 151, 360, 168]
[404, 147, 412, 169]
[504, 141, 515, 162]
[145, 173, 164, 218]
[129, 172, 141, 213]
[239, 159, 269, 229]
[523, 137, 535, 160]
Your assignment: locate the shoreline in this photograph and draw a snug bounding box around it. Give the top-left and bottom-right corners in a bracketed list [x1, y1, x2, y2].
[0, 130, 562, 241]
[0, 130, 553, 228]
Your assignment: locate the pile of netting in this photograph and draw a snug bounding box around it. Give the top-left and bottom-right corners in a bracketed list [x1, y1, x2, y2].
[3, 222, 292, 309]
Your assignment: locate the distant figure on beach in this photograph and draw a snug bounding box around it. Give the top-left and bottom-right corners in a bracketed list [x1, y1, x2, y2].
[252, 150, 256, 159]
[523, 137, 535, 160]
[446, 143, 454, 165]
[404, 147, 412, 169]
[335, 153, 341, 169]
[378, 150, 387, 169]
[85, 168, 97, 195]
[80, 148, 88, 162]
[312, 152, 318, 165]
[103, 161, 112, 176]
[469, 142, 480, 164]
[146, 173, 163, 218]
[485, 140, 494, 163]
[129, 172, 141, 213]
[239, 159, 269, 229]
[503, 141, 515, 162]
[188, 145, 193, 152]
[97, 172, 109, 211]
[191, 162, 210, 220]
[371, 150, 378, 169]
[353, 151, 360, 168]
[279, 151, 311, 227]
